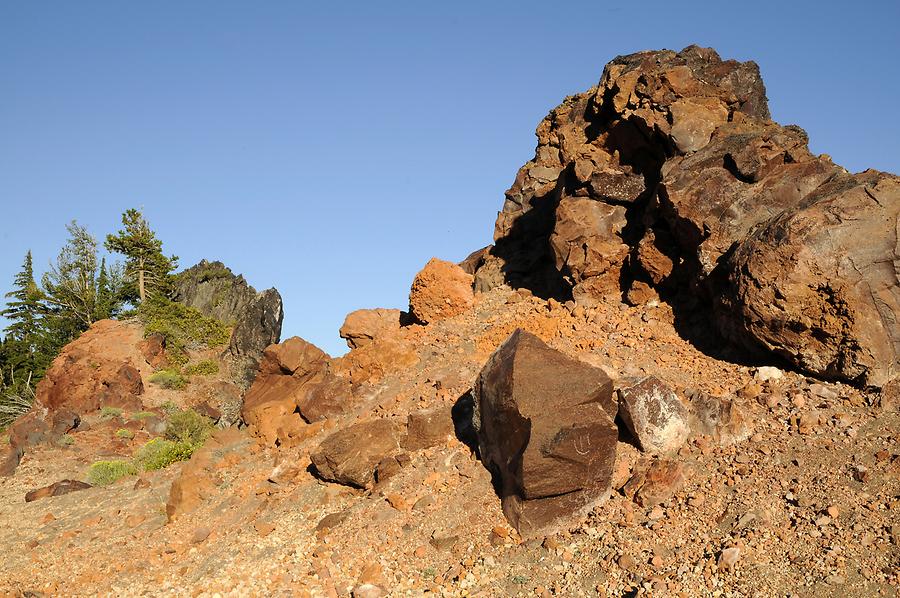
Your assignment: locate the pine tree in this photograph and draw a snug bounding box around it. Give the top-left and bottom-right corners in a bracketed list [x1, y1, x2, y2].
[42, 221, 101, 333]
[93, 258, 125, 321]
[105, 209, 178, 304]
[1, 251, 50, 385]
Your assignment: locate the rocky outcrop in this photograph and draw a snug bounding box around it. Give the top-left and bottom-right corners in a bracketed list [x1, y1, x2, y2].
[310, 418, 405, 488]
[33, 320, 145, 415]
[473, 45, 899, 386]
[174, 260, 283, 375]
[241, 336, 352, 446]
[473, 329, 618, 535]
[716, 171, 900, 386]
[409, 258, 475, 325]
[339, 308, 404, 349]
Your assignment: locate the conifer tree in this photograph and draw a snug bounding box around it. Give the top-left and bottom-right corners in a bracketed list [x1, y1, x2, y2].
[1, 251, 50, 385]
[105, 209, 178, 304]
[42, 221, 101, 333]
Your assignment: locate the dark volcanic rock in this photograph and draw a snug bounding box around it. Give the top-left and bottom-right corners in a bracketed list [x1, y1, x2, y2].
[716, 171, 900, 386]
[472, 44, 900, 385]
[310, 418, 405, 488]
[473, 329, 618, 535]
[174, 260, 283, 377]
[25, 479, 92, 502]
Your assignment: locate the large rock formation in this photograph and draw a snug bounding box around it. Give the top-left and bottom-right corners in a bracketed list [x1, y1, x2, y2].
[473, 329, 618, 535]
[174, 260, 283, 377]
[474, 45, 899, 386]
[241, 336, 352, 446]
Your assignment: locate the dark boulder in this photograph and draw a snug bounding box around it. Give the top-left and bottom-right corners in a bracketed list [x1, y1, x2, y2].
[473, 329, 618, 535]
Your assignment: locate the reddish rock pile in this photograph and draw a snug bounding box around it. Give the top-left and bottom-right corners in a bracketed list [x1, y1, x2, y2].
[241, 336, 350, 446]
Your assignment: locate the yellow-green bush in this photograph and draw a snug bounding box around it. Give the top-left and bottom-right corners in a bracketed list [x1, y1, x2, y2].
[134, 437, 196, 471]
[184, 359, 219, 376]
[100, 406, 123, 419]
[149, 369, 188, 390]
[115, 428, 134, 440]
[86, 460, 138, 486]
[165, 409, 214, 445]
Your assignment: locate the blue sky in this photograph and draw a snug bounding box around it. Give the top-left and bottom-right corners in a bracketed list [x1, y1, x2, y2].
[2, 1, 898, 356]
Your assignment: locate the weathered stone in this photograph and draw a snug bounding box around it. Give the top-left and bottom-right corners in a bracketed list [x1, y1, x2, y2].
[339, 308, 403, 349]
[258, 336, 329, 377]
[623, 459, 686, 507]
[139, 333, 167, 368]
[716, 171, 900, 386]
[402, 405, 454, 451]
[473, 329, 618, 535]
[310, 418, 405, 488]
[618, 377, 691, 454]
[166, 428, 249, 521]
[409, 258, 474, 324]
[242, 336, 351, 446]
[25, 479, 92, 503]
[690, 394, 750, 444]
[0, 444, 23, 477]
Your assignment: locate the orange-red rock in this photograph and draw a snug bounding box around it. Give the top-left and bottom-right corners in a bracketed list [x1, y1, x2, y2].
[408, 258, 474, 324]
[339, 308, 403, 349]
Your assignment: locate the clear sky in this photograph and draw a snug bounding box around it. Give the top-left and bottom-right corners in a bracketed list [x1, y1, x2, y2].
[2, 1, 898, 356]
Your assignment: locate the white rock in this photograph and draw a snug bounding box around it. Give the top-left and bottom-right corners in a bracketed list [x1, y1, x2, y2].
[754, 366, 783, 383]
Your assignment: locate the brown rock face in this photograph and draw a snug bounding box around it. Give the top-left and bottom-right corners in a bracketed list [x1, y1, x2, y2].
[35, 320, 145, 415]
[409, 258, 474, 324]
[473, 44, 900, 386]
[310, 418, 405, 488]
[716, 171, 900, 386]
[0, 444, 23, 477]
[25, 479, 92, 502]
[402, 405, 454, 451]
[339, 308, 403, 349]
[473, 329, 618, 535]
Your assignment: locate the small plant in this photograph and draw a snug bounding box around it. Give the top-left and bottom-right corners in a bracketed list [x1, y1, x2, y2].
[58, 434, 75, 446]
[161, 400, 179, 415]
[183, 360, 219, 376]
[510, 574, 530, 585]
[134, 437, 196, 471]
[86, 460, 137, 486]
[115, 428, 134, 440]
[149, 369, 188, 391]
[128, 411, 159, 421]
[421, 567, 436, 579]
[165, 409, 214, 445]
[100, 406, 123, 419]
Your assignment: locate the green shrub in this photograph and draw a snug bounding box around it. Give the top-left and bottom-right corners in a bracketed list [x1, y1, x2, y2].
[86, 460, 138, 486]
[115, 428, 134, 440]
[183, 359, 219, 376]
[165, 409, 214, 445]
[134, 437, 196, 471]
[139, 295, 231, 366]
[58, 434, 75, 446]
[100, 406, 123, 419]
[128, 411, 159, 421]
[149, 369, 188, 391]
